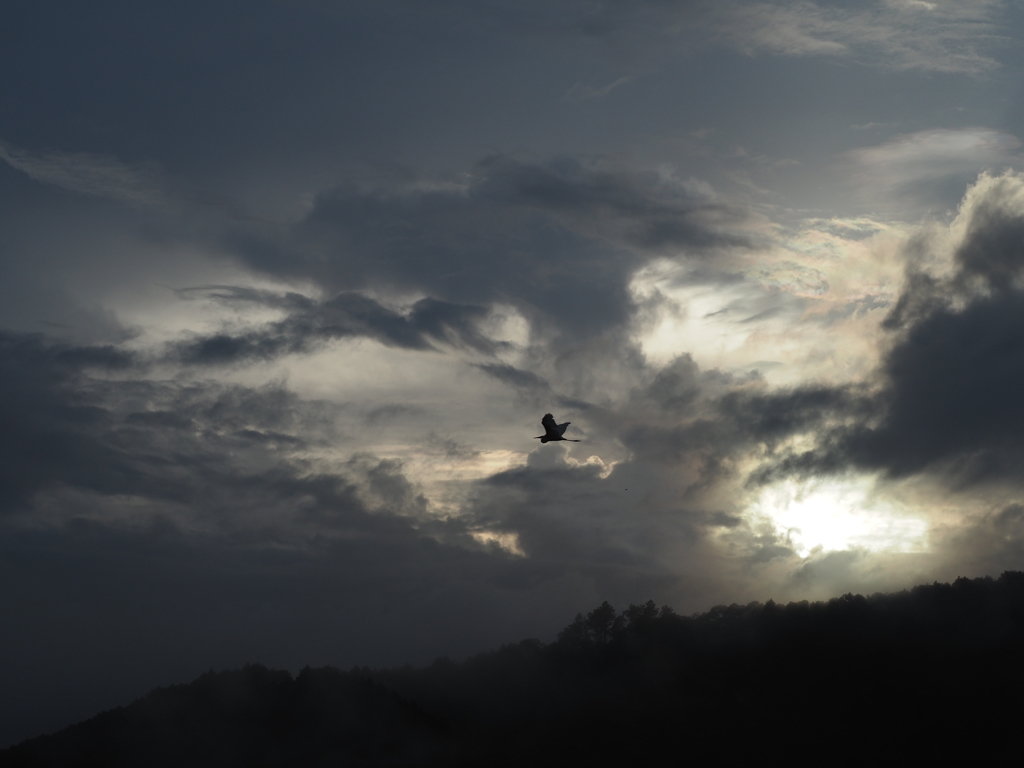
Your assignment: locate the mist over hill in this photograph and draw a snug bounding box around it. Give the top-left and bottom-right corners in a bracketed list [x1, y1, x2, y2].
[5, 573, 1024, 766]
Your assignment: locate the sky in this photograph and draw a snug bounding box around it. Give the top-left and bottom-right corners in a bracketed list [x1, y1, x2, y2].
[5, 0, 1024, 745]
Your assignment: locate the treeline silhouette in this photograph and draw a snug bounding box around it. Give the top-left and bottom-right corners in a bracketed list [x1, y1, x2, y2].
[5, 573, 1024, 766]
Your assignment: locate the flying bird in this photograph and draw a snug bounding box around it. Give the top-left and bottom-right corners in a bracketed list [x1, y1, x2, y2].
[535, 413, 580, 443]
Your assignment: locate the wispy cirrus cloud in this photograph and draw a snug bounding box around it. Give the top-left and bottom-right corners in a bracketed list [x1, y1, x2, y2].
[707, 0, 1006, 74]
[0, 138, 166, 206]
[388, 0, 1009, 74]
[563, 76, 631, 103]
[845, 128, 1023, 211]
[170, 287, 505, 364]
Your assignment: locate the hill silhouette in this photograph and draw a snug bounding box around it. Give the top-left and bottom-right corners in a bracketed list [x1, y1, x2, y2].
[4, 572, 1024, 766]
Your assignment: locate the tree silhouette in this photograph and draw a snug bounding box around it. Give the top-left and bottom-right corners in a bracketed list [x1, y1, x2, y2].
[5, 573, 1024, 766]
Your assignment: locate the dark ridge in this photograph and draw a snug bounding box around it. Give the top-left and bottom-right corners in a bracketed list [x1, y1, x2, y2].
[5, 573, 1024, 766]
[0, 667, 450, 768]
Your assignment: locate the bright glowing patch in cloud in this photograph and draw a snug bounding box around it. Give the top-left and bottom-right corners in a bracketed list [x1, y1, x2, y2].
[750, 477, 929, 556]
[630, 262, 758, 370]
[471, 530, 526, 556]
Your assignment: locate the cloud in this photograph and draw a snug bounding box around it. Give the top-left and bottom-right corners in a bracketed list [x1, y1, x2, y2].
[0, 332, 138, 512]
[9, 0, 1024, 750]
[562, 76, 631, 103]
[365, 404, 425, 425]
[0, 324, 751, 581]
[387, 0, 1009, 74]
[0, 326, 782, 746]
[932, 504, 1024, 574]
[474, 363, 552, 393]
[423, 432, 482, 461]
[171, 287, 504, 364]
[228, 155, 751, 344]
[9, 269, 1024, 747]
[0, 331, 357, 526]
[710, 0, 1005, 74]
[746, 172, 1024, 488]
[846, 128, 1022, 210]
[0, 138, 165, 206]
[0, 325, 772, 600]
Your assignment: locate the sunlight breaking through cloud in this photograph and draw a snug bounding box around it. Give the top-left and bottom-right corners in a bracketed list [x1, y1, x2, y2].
[8, 0, 1024, 749]
[470, 530, 526, 556]
[750, 477, 930, 556]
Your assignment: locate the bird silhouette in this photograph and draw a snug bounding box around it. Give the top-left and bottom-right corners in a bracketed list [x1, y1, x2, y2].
[534, 413, 580, 443]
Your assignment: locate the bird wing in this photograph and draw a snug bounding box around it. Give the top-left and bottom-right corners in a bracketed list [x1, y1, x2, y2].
[557, 421, 570, 435]
[541, 413, 559, 436]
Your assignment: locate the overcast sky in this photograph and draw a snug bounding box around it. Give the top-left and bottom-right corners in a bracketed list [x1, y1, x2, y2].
[6, 0, 1024, 745]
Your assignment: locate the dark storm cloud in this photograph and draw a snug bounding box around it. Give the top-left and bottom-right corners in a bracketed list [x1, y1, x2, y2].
[722, 384, 871, 448]
[365, 404, 424, 425]
[471, 452, 695, 595]
[463, 355, 779, 554]
[229, 156, 750, 342]
[951, 177, 1024, 290]
[0, 330, 364, 520]
[470, 155, 745, 250]
[854, 293, 1024, 481]
[0, 331, 550, 551]
[0, 333, 597, 688]
[841, 177, 1024, 482]
[0, 327, 741, 605]
[473, 362, 601, 417]
[407, 296, 504, 353]
[172, 287, 501, 364]
[620, 418, 736, 482]
[8, 0, 1024, 754]
[612, 356, 751, 478]
[742, 173, 1024, 488]
[0, 330, 747, 747]
[0, 333, 137, 511]
[643, 353, 708, 413]
[474, 363, 552, 393]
